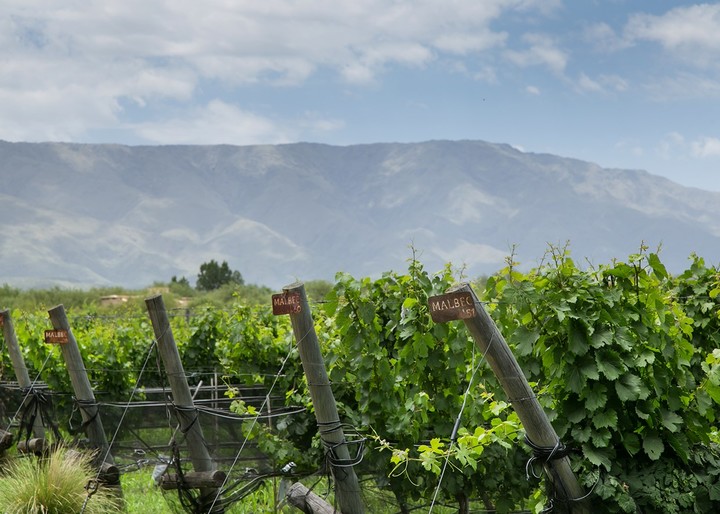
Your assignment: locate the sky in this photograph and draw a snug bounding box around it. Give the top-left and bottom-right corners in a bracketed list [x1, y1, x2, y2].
[2, 1, 720, 191]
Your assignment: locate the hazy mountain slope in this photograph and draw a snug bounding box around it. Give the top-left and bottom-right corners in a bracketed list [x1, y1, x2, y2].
[1, 139, 718, 289]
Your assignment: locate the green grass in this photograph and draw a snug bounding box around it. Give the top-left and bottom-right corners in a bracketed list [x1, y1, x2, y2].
[121, 469, 297, 513]
[120, 470, 492, 513]
[0, 446, 122, 514]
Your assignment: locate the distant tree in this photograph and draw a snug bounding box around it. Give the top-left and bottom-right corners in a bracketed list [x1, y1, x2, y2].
[169, 275, 194, 296]
[304, 279, 333, 302]
[196, 260, 244, 291]
[171, 275, 190, 287]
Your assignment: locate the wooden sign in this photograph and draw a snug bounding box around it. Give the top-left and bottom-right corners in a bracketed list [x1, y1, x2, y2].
[272, 291, 302, 315]
[44, 329, 69, 344]
[428, 291, 476, 323]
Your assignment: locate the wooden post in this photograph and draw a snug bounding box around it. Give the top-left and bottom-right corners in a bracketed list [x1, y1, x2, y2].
[445, 284, 588, 514]
[1, 309, 46, 440]
[47, 305, 115, 467]
[160, 470, 227, 490]
[286, 482, 339, 514]
[145, 294, 223, 514]
[282, 282, 365, 514]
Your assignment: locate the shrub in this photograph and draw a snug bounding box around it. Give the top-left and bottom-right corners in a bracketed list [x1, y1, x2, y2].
[0, 446, 121, 514]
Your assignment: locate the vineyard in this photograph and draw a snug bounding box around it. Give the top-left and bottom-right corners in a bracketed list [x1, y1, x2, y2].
[1, 247, 720, 513]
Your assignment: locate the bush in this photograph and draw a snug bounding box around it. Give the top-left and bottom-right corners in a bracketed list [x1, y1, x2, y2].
[0, 446, 122, 514]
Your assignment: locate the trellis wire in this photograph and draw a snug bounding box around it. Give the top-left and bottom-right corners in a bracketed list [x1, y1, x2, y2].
[428, 326, 496, 514]
[204, 332, 299, 514]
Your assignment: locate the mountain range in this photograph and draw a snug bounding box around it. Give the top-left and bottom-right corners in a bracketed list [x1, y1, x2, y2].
[2, 139, 719, 290]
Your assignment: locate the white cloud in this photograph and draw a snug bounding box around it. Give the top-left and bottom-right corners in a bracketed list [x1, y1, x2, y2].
[3, 1, 532, 88]
[0, 0, 557, 142]
[576, 73, 628, 94]
[433, 32, 507, 55]
[526, 85, 541, 95]
[642, 72, 720, 101]
[577, 73, 603, 93]
[584, 22, 630, 52]
[133, 100, 341, 146]
[340, 42, 435, 85]
[504, 33, 567, 73]
[433, 240, 508, 267]
[657, 132, 686, 160]
[473, 66, 499, 83]
[614, 139, 645, 158]
[133, 100, 302, 145]
[625, 4, 720, 67]
[691, 137, 720, 158]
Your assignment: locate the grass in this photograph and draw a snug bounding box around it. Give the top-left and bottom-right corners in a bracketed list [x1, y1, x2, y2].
[0, 446, 122, 514]
[120, 470, 491, 513]
[121, 468, 297, 513]
[0, 452, 495, 514]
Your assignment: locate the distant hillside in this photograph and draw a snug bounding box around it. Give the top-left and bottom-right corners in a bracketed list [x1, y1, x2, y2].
[2, 139, 719, 289]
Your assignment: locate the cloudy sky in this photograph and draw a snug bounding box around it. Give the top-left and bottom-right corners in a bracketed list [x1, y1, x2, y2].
[3, 1, 720, 190]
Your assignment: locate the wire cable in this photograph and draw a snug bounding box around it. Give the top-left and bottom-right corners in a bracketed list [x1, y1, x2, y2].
[428, 324, 496, 514]
[204, 334, 298, 514]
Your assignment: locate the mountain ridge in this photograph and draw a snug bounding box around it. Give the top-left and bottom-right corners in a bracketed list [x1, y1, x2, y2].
[1, 139, 718, 289]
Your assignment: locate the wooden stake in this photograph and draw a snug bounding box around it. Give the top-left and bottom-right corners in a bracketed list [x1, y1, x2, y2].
[47, 305, 114, 465]
[446, 284, 588, 514]
[145, 294, 224, 513]
[1, 309, 45, 440]
[160, 470, 227, 490]
[283, 282, 365, 514]
[286, 482, 340, 514]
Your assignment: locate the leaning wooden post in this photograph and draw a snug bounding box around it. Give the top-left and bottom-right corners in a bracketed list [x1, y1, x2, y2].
[1, 309, 46, 440]
[47, 306, 114, 462]
[286, 482, 339, 514]
[145, 294, 223, 514]
[48, 305, 121, 495]
[430, 284, 588, 514]
[276, 282, 365, 514]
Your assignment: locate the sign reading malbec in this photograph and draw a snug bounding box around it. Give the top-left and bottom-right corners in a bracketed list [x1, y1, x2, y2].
[427, 291, 476, 323]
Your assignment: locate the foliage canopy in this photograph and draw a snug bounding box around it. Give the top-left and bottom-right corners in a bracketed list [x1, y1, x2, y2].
[2, 248, 720, 513]
[196, 259, 244, 291]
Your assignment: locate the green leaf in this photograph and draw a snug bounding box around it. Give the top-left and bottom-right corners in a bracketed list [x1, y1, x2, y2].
[648, 253, 668, 279]
[637, 349, 656, 367]
[617, 493, 637, 513]
[412, 333, 432, 358]
[596, 350, 624, 380]
[419, 449, 441, 474]
[399, 325, 416, 340]
[567, 366, 586, 394]
[592, 409, 618, 429]
[357, 302, 376, 324]
[704, 381, 720, 404]
[615, 373, 650, 401]
[566, 402, 586, 423]
[660, 409, 683, 433]
[454, 444, 478, 470]
[666, 432, 689, 463]
[580, 358, 600, 381]
[622, 433, 641, 456]
[582, 444, 612, 470]
[568, 319, 589, 355]
[643, 432, 664, 460]
[513, 326, 539, 357]
[590, 328, 612, 349]
[584, 384, 607, 411]
[402, 297, 418, 309]
[709, 482, 720, 501]
[572, 425, 592, 443]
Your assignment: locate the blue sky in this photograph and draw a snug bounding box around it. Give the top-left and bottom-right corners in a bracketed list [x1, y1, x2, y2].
[3, 1, 720, 190]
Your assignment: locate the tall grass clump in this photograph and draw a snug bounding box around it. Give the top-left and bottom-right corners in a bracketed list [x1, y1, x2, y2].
[0, 446, 121, 514]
